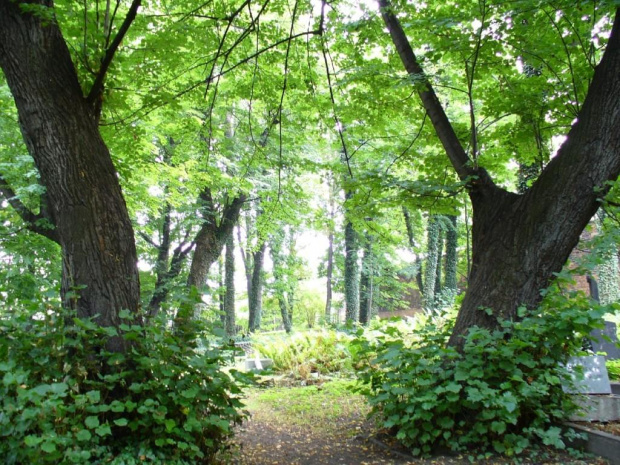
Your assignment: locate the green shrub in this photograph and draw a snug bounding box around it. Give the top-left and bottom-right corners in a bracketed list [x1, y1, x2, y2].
[353, 287, 610, 457]
[608, 359, 620, 380]
[0, 308, 250, 464]
[254, 329, 353, 379]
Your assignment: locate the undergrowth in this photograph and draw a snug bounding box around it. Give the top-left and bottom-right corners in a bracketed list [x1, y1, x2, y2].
[353, 283, 615, 458]
[0, 307, 251, 464]
[253, 329, 353, 379]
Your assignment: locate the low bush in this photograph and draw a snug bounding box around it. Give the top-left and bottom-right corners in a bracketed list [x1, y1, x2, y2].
[608, 359, 620, 380]
[0, 308, 250, 464]
[254, 329, 353, 379]
[353, 286, 612, 458]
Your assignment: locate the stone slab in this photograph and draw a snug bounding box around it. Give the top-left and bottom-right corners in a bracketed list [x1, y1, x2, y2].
[563, 355, 612, 394]
[565, 422, 620, 465]
[568, 394, 620, 422]
[590, 321, 620, 360]
[244, 358, 274, 371]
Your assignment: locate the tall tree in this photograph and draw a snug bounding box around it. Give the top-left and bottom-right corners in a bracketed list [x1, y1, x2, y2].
[378, 0, 620, 347]
[0, 0, 142, 352]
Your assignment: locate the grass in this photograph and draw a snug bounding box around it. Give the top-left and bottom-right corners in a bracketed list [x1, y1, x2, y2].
[244, 378, 369, 434]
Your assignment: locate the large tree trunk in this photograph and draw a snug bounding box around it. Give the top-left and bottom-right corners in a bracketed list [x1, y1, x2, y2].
[0, 1, 140, 352]
[379, 1, 620, 348]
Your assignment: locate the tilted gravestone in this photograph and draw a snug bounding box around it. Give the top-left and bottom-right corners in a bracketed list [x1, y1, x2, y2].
[563, 355, 620, 422]
[590, 321, 620, 360]
[563, 355, 612, 395]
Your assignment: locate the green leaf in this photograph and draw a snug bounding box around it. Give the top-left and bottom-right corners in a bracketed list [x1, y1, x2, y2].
[41, 441, 57, 453]
[114, 418, 129, 427]
[95, 424, 112, 436]
[76, 429, 92, 441]
[85, 416, 99, 429]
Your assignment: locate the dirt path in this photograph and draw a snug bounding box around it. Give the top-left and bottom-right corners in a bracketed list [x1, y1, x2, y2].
[225, 382, 610, 465]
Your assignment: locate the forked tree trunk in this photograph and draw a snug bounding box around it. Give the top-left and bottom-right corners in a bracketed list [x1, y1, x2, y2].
[0, 1, 140, 352]
[379, 1, 620, 347]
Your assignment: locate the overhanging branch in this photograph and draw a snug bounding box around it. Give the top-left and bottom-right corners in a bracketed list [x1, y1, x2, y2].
[377, 0, 474, 181]
[86, 0, 142, 111]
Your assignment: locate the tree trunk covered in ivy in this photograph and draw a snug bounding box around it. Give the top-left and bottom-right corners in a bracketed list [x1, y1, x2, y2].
[434, 222, 444, 298]
[380, 1, 620, 348]
[359, 235, 374, 325]
[444, 215, 458, 297]
[223, 234, 236, 337]
[422, 215, 440, 312]
[0, 0, 141, 353]
[248, 241, 266, 332]
[344, 219, 360, 322]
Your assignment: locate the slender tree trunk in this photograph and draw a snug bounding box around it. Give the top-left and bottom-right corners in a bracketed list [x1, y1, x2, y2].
[223, 234, 236, 337]
[434, 221, 444, 297]
[325, 229, 334, 322]
[344, 219, 360, 322]
[324, 176, 336, 322]
[444, 215, 458, 296]
[359, 235, 374, 325]
[248, 241, 266, 332]
[0, 1, 140, 352]
[403, 207, 424, 292]
[270, 232, 293, 333]
[422, 215, 440, 312]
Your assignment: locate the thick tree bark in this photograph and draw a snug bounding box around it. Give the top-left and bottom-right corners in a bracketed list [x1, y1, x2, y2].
[379, 2, 620, 347]
[0, 1, 140, 352]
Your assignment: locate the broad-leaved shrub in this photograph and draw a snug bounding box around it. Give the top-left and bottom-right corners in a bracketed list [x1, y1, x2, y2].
[0, 308, 250, 464]
[353, 286, 611, 457]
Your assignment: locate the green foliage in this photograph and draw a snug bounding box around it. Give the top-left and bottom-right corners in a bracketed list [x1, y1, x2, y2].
[254, 329, 353, 379]
[353, 286, 609, 457]
[607, 359, 620, 380]
[0, 308, 250, 464]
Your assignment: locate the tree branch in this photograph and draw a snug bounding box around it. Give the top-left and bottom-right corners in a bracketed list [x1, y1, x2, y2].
[377, 0, 474, 181]
[0, 173, 59, 243]
[86, 0, 142, 111]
